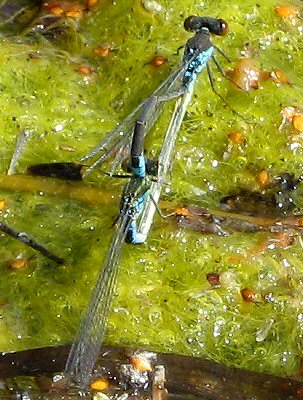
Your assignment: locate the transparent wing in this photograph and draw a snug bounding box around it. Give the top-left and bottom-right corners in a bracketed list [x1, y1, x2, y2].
[81, 63, 188, 177]
[138, 85, 195, 241]
[65, 212, 130, 387]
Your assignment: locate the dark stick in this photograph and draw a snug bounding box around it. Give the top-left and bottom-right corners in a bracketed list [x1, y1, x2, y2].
[0, 222, 64, 264]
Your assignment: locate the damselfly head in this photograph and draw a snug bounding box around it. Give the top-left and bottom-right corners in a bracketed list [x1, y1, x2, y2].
[184, 16, 228, 36]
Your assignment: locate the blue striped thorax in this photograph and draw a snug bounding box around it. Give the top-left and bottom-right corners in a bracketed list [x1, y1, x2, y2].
[183, 29, 214, 88]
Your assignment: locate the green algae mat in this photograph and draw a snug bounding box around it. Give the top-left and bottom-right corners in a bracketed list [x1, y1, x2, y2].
[0, 0, 303, 380]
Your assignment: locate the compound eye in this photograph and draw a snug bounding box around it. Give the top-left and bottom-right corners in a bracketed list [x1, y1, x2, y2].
[184, 15, 199, 32]
[217, 19, 229, 36]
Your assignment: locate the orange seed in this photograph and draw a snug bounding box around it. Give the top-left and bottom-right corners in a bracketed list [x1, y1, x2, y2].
[43, 1, 60, 10]
[90, 378, 109, 391]
[256, 169, 270, 187]
[271, 69, 289, 85]
[94, 44, 111, 57]
[241, 288, 256, 302]
[150, 55, 167, 67]
[131, 356, 152, 372]
[77, 65, 92, 75]
[87, 0, 97, 8]
[227, 58, 263, 92]
[228, 131, 244, 145]
[9, 258, 28, 270]
[272, 232, 294, 248]
[297, 218, 303, 227]
[293, 114, 303, 132]
[275, 5, 299, 19]
[175, 207, 191, 216]
[0, 199, 6, 210]
[206, 272, 220, 287]
[66, 10, 83, 18]
[50, 6, 64, 15]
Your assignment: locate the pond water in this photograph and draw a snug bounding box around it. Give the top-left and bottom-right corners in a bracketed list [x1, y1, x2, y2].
[0, 0, 303, 379]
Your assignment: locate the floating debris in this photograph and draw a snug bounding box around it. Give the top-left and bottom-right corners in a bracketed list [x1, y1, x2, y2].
[0, 1, 41, 34]
[266, 231, 295, 250]
[149, 55, 168, 68]
[271, 69, 290, 86]
[141, 0, 163, 14]
[0, 199, 6, 211]
[228, 130, 245, 145]
[206, 272, 220, 287]
[275, 5, 300, 21]
[256, 318, 275, 342]
[220, 170, 300, 217]
[7, 130, 33, 176]
[94, 44, 112, 57]
[77, 65, 93, 75]
[8, 257, 28, 270]
[279, 106, 303, 132]
[241, 288, 258, 303]
[0, 221, 64, 264]
[256, 169, 270, 187]
[227, 58, 270, 92]
[90, 378, 109, 392]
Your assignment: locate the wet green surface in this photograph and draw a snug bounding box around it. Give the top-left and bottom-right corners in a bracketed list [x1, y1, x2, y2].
[0, 0, 303, 379]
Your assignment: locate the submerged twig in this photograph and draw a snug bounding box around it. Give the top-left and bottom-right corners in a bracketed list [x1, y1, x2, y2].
[0, 221, 64, 264]
[0, 174, 117, 207]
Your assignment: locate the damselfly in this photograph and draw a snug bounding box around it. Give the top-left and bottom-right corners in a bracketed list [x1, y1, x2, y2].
[65, 105, 153, 385]
[81, 16, 229, 178]
[65, 15, 231, 386]
[79, 16, 231, 245]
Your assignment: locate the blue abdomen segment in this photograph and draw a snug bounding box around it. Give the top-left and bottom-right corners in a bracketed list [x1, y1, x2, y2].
[126, 220, 146, 244]
[131, 154, 146, 178]
[183, 46, 213, 88]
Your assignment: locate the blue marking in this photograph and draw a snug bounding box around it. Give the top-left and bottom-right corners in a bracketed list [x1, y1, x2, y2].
[125, 188, 149, 244]
[131, 154, 146, 178]
[183, 46, 214, 88]
[126, 220, 146, 244]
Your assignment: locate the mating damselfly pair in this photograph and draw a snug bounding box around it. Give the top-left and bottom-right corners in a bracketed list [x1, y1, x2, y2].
[60, 15, 238, 389]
